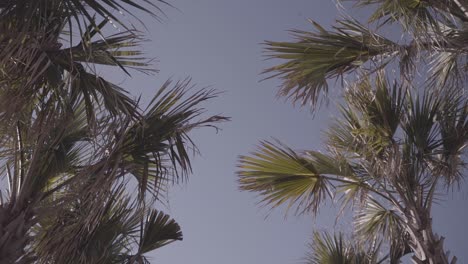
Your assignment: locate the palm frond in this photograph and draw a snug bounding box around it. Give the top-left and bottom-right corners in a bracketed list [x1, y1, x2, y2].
[33, 184, 180, 264]
[0, 0, 170, 33]
[305, 231, 387, 264]
[354, 0, 439, 32]
[435, 90, 468, 185]
[346, 72, 405, 138]
[120, 79, 228, 200]
[355, 196, 403, 244]
[238, 140, 333, 215]
[401, 90, 441, 157]
[263, 19, 398, 109]
[427, 51, 467, 89]
[72, 68, 139, 119]
[137, 209, 182, 255]
[60, 19, 154, 75]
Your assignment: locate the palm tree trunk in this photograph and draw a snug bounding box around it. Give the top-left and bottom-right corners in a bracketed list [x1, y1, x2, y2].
[405, 208, 456, 264]
[0, 205, 34, 264]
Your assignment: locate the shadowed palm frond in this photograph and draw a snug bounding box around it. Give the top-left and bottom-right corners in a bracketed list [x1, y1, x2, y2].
[33, 183, 182, 264]
[120, 79, 228, 200]
[0, 0, 167, 95]
[433, 89, 468, 185]
[137, 209, 182, 255]
[0, 0, 171, 33]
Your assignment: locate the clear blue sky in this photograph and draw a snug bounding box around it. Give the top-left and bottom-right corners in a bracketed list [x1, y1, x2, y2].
[109, 1, 468, 263]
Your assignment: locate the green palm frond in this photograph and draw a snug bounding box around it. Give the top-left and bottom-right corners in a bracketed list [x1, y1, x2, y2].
[346, 72, 405, 138]
[0, 20, 152, 125]
[353, 195, 410, 262]
[33, 184, 131, 263]
[305, 151, 356, 177]
[238, 140, 333, 215]
[263, 19, 398, 109]
[237, 139, 391, 216]
[327, 72, 406, 158]
[238, 140, 374, 215]
[0, 0, 165, 89]
[305, 231, 387, 264]
[306, 232, 355, 264]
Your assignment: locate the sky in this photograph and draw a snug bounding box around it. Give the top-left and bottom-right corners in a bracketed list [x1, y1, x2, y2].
[107, 1, 468, 263]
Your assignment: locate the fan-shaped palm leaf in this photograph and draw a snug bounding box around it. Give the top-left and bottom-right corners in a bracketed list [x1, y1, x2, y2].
[305, 231, 387, 264]
[263, 19, 398, 109]
[238, 140, 380, 215]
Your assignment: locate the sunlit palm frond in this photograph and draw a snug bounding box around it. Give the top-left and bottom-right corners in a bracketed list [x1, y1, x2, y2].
[306, 232, 354, 264]
[305, 231, 387, 264]
[263, 19, 398, 109]
[238, 140, 333, 215]
[336, 73, 406, 158]
[237, 140, 376, 215]
[326, 105, 365, 154]
[355, 196, 403, 244]
[237, 134, 390, 216]
[352, 0, 439, 32]
[346, 72, 405, 137]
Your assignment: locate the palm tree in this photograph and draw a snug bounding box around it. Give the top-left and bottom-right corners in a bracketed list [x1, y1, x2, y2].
[239, 1, 467, 263]
[238, 72, 466, 263]
[0, 1, 227, 263]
